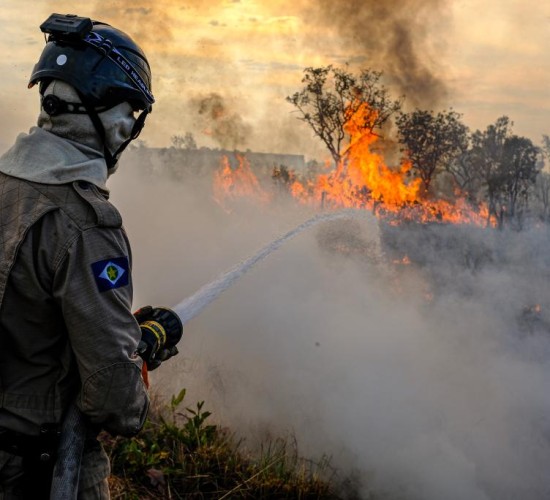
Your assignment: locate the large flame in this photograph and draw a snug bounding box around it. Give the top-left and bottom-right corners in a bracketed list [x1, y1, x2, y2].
[213, 103, 494, 226]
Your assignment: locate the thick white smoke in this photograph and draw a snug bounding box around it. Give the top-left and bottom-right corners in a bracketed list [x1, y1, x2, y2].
[110, 150, 550, 500]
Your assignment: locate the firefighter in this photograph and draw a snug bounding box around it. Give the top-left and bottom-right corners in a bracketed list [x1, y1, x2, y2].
[0, 14, 177, 499]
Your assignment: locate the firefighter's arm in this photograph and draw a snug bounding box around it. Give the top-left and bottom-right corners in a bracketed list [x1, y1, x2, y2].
[53, 225, 149, 437]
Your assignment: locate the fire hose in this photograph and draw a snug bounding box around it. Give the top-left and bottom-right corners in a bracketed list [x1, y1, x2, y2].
[49, 209, 359, 499]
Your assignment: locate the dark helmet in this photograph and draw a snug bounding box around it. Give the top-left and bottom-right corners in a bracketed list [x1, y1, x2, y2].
[28, 15, 154, 112]
[28, 14, 154, 169]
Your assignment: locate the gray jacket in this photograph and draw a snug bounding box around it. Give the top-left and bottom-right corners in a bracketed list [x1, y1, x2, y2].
[0, 171, 149, 437]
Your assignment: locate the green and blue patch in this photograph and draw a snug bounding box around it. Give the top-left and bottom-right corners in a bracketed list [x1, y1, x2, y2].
[91, 256, 130, 292]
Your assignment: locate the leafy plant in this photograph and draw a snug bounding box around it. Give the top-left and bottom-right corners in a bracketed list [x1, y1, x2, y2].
[104, 389, 349, 498]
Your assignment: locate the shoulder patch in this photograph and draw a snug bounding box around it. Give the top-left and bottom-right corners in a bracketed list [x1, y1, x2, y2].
[91, 256, 130, 292]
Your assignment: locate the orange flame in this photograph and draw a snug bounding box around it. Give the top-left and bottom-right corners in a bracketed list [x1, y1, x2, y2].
[396, 255, 411, 265]
[290, 102, 493, 226]
[213, 103, 495, 227]
[213, 154, 271, 210]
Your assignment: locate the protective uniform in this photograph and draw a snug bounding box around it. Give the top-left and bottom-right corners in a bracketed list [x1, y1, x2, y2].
[0, 15, 156, 500]
[0, 171, 148, 498]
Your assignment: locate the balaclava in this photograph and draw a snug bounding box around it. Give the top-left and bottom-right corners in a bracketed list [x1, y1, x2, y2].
[38, 80, 136, 175]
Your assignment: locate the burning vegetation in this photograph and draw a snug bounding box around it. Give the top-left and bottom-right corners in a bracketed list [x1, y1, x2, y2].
[213, 66, 546, 231]
[213, 155, 271, 209]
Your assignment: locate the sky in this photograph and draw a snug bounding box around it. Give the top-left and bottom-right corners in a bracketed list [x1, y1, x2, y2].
[0, 0, 549, 158]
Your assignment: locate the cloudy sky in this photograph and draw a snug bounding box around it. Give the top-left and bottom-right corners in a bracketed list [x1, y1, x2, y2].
[0, 0, 548, 158]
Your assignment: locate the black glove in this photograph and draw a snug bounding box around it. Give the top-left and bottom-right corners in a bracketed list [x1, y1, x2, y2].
[134, 306, 183, 370]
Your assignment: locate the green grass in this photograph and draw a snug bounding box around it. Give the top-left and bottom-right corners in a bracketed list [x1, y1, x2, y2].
[102, 389, 346, 499]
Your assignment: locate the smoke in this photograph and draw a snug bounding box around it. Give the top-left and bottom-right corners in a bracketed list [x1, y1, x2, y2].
[26, 0, 452, 156]
[300, 0, 450, 108]
[38, 0, 175, 52]
[190, 92, 253, 150]
[110, 150, 550, 499]
[88, 0, 175, 52]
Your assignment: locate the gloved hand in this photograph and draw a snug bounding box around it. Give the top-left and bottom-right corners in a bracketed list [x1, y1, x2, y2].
[134, 306, 183, 371]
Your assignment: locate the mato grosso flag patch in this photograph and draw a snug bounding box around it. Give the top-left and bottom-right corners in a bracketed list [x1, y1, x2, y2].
[91, 256, 130, 292]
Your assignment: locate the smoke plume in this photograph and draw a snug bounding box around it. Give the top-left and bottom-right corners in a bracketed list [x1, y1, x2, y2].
[109, 150, 550, 500]
[190, 92, 252, 150]
[301, 0, 450, 108]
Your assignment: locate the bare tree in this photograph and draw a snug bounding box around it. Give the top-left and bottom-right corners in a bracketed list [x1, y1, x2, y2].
[287, 65, 402, 167]
[396, 109, 469, 194]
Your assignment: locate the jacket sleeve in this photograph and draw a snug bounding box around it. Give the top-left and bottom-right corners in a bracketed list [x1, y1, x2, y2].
[53, 225, 149, 437]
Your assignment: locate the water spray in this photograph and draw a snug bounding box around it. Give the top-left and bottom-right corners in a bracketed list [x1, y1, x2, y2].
[173, 209, 361, 324]
[51, 209, 363, 499]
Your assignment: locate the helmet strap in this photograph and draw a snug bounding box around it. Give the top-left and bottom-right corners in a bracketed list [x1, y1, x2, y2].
[42, 94, 90, 116]
[111, 109, 149, 161]
[75, 89, 117, 170]
[83, 31, 155, 107]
